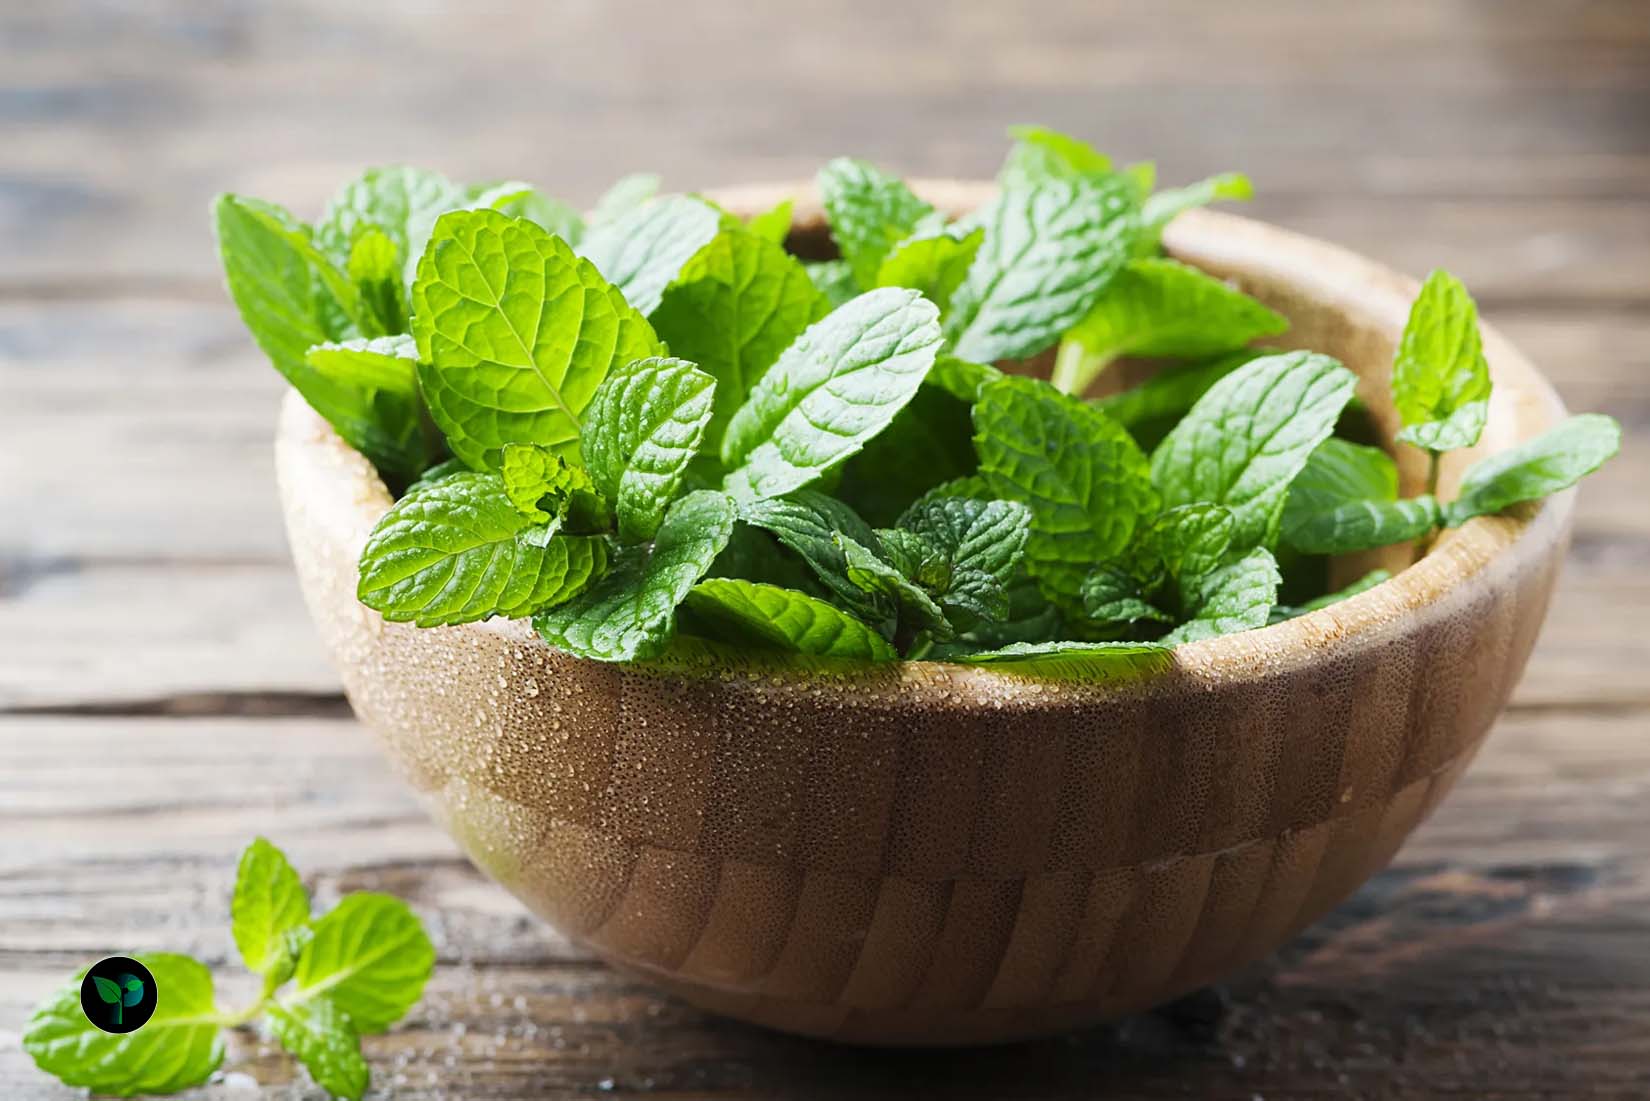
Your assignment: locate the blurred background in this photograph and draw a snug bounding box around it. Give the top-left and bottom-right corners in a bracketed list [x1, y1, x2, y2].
[3, 1, 1648, 1097]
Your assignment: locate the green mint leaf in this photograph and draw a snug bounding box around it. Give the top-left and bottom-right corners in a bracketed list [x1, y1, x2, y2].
[1092, 350, 1257, 431]
[1081, 568, 1171, 625]
[472, 181, 585, 245]
[805, 259, 860, 308]
[232, 837, 311, 978]
[535, 490, 735, 661]
[737, 491, 891, 621]
[1286, 496, 1443, 555]
[946, 177, 1138, 363]
[1123, 162, 1157, 197]
[973, 375, 1157, 605]
[216, 195, 414, 475]
[1270, 568, 1392, 624]
[1138, 172, 1253, 253]
[954, 568, 1064, 648]
[746, 198, 794, 244]
[683, 579, 897, 661]
[837, 532, 952, 640]
[582, 356, 717, 542]
[1135, 503, 1237, 604]
[1391, 269, 1492, 452]
[267, 999, 369, 1101]
[411, 208, 663, 470]
[1052, 258, 1286, 394]
[650, 228, 827, 451]
[589, 172, 660, 226]
[316, 166, 468, 287]
[1151, 351, 1358, 550]
[899, 494, 1031, 582]
[938, 640, 1172, 677]
[926, 354, 1004, 402]
[304, 336, 430, 483]
[999, 125, 1113, 188]
[1446, 413, 1621, 526]
[832, 384, 977, 527]
[345, 227, 407, 333]
[874, 227, 984, 315]
[1284, 437, 1399, 514]
[411, 457, 469, 488]
[1161, 546, 1281, 645]
[357, 472, 605, 626]
[817, 157, 939, 287]
[499, 443, 604, 527]
[24, 953, 224, 1096]
[720, 287, 943, 501]
[577, 194, 723, 315]
[291, 892, 434, 1034]
[875, 527, 948, 587]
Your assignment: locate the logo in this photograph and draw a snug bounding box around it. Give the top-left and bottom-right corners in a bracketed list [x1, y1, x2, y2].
[80, 956, 157, 1034]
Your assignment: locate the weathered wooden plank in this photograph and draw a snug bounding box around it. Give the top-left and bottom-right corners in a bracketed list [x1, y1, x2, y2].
[2, 710, 1649, 1098]
[2, 1, 1648, 297]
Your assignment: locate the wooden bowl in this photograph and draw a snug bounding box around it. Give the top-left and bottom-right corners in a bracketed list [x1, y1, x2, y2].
[275, 181, 1572, 1046]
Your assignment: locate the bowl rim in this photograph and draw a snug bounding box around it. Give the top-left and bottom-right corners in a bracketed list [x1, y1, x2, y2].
[277, 178, 1574, 701]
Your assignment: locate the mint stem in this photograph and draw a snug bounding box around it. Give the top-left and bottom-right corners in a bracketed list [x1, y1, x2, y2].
[1050, 337, 1109, 396]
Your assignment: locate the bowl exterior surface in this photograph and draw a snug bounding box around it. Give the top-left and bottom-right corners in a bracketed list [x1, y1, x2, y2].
[275, 187, 1571, 1045]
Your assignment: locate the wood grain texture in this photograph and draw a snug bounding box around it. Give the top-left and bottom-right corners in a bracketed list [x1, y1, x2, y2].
[2, 0, 1648, 1092]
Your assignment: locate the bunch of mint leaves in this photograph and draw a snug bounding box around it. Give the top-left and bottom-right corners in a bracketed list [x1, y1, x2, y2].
[23, 839, 433, 1099]
[215, 127, 1619, 671]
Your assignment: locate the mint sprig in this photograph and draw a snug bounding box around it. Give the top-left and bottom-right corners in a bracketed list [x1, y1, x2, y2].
[216, 127, 1618, 668]
[23, 839, 432, 1100]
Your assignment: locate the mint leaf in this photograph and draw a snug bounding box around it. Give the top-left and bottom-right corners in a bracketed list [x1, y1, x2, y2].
[267, 999, 369, 1101]
[738, 491, 891, 620]
[837, 532, 952, 639]
[1446, 413, 1621, 525]
[1284, 438, 1399, 516]
[1135, 503, 1236, 603]
[650, 228, 827, 451]
[589, 173, 660, 227]
[805, 259, 859, 308]
[1392, 269, 1492, 452]
[874, 227, 984, 315]
[232, 838, 311, 979]
[946, 177, 1138, 363]
[1271, 568, 1392, 623]
[1286, 496, 1443, 555]
[316, 166, 467, 287]
[939, 640, 1172, 677]
[357, 472, 605, 626]
[973, 376, 1156, 605]
[578, 194, 722, 315]
[1081, 568, 1171, 625]
[216, 194, 412, 473]
[746, 198, 793, 244]
[999, 125, 1112, 188]
[24, 953, 224, 1095]
[304, 336, 430, 483]
[720, 287, 943, 501]
[1052, 258, 1286, 394]
[896, 494, 1031, 624]
[1138, 172, 1253, 252]
[535, 490, 735, 661]
[412, 208, 663, 470]
[1151, 351, 1358, 549]
[683, 579, 897, 661]
[817, 157, 939, 287]
[499, 443, 602, 526]
[474, 181, 585, 245]
[1161, 546, 1281, 645]
[582, 356, 716, 541]
[291, 892, 433, 1034]
[345, 227, 406, 333]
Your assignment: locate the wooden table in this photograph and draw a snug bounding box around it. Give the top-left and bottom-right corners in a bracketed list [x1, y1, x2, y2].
[4, 1, 1648, 1096]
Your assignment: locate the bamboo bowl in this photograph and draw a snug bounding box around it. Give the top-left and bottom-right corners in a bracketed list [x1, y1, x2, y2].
[275, 181, 1572, 1046]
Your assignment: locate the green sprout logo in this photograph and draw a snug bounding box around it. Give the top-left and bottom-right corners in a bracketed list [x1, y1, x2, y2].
[91, 974, 144, 1028]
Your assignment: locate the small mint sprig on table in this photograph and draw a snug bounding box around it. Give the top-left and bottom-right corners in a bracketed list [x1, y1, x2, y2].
[22, 839, 433, 1100]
